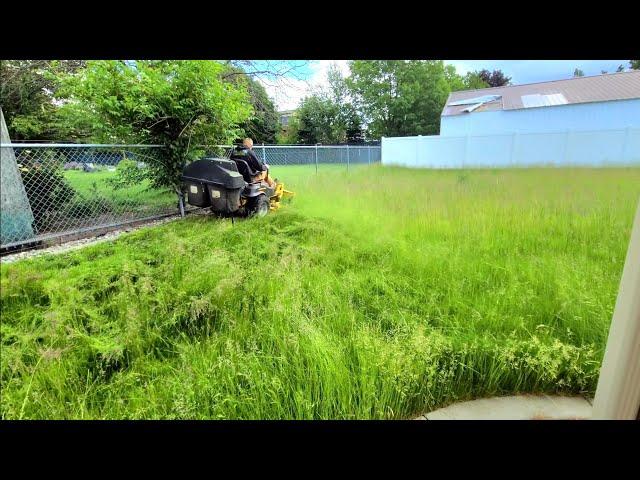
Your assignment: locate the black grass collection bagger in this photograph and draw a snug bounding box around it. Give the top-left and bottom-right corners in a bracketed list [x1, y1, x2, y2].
[181, 157, 294, 218]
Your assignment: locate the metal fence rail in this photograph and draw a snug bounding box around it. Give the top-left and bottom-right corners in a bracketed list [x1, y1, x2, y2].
[1, 143, 381, 249]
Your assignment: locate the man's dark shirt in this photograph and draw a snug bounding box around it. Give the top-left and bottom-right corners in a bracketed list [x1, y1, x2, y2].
[230, 146, 266, 173]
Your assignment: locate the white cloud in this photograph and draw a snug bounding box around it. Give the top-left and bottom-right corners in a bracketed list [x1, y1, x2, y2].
[258, 76, 310, 112]
[259, 60, 351, 111]
[309, 60, 350, 88]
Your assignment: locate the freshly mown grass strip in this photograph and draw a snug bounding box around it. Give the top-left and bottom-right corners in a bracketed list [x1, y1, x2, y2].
[2, 166, 639, 419]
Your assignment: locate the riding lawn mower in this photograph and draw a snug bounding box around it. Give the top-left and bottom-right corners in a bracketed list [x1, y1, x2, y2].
[181, 156, 294, 218]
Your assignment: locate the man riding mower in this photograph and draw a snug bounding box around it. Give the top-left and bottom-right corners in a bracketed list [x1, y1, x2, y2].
[181, 138, 294, 218]
[230, 138, 276, 188]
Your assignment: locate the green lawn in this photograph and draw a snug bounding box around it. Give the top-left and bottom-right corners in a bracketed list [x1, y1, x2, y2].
[2, 165, 639, 419]
[64, 170, 175, 211]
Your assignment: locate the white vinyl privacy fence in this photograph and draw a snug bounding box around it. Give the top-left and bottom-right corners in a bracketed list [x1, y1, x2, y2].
[382, 127, 640, 168]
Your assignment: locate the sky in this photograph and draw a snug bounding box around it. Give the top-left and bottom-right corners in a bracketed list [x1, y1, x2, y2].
[252, 60, 633, 111]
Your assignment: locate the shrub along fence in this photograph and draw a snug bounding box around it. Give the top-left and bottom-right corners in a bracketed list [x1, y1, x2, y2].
[0, 143, 382, 250]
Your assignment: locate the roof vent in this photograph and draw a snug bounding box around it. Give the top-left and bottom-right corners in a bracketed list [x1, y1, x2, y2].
[448, 95, 502, 107]
[448, 94, 502, 113]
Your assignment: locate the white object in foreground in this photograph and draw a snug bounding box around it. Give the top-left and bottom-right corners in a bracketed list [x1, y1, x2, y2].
[592, 201, 640, 420]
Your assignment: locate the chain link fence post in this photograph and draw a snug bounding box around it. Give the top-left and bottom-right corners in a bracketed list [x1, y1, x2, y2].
[315, 144, 319, 174]
[346, 144, 350, 172]
[178, 191, 185, 217]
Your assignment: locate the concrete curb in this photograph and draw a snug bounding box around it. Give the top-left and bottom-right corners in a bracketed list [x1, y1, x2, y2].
[415, 394, 592, 420]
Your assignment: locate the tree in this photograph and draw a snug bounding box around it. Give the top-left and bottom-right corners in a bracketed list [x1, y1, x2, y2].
[327, 64, 364, 143]
[276, 114, 300, 144]
[295, 95, 340, 144]
[574, 68, 585, 77]
[0, 60, 86, 140]
[474, 69, 511, 87]
[220, 64, 280, 144]
[347, 60, 454, 137]
[239, 76, 279, 143]
[292, 64, 364, 144]
[344, 108, 364, 144]
[57, 60, 252, 200]
[629, 60, 639, 70]
[462, 71, 490, 89]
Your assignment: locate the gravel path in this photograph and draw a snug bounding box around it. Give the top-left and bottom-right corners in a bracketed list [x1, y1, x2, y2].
[1, 216, 183, 265]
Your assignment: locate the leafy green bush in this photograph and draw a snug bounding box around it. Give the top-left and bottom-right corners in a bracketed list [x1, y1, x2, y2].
[107, 158, 148, 190]
[57, 61, 253, 195]
[20, 164, 76, 231]
[116, 158, 137, 173]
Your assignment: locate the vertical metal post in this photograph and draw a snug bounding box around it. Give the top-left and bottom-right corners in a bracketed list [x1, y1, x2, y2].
[346, 144, 350, 172]
[315, 144, 318, 174]
[262, 142, 267, 166]
[178, 192, 185, 218]
[368, 146, 371, 165]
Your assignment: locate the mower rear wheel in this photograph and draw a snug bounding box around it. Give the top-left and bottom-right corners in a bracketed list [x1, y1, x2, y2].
[246, 194, 269, 218]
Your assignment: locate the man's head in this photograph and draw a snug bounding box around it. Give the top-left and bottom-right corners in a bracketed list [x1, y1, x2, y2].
[243, 138, 254, 149]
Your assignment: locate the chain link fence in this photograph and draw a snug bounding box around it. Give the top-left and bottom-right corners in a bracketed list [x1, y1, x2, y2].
[1, 143, 381, 249]
[0, 144, 178, 247]
[203, 144, 382, 168]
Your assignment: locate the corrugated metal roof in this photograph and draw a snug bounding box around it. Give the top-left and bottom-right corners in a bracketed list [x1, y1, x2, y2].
[442, 70, 640, 117]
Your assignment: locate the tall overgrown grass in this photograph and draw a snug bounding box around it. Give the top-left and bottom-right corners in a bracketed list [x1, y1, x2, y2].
[1, 165, 639, 419]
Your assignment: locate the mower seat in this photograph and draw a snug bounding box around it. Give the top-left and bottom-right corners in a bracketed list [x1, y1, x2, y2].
[232, 158, 263, 184]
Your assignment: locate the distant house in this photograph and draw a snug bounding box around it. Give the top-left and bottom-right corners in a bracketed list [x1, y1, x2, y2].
[278, 110, 296, 134]
[441, 70, 640, 136]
